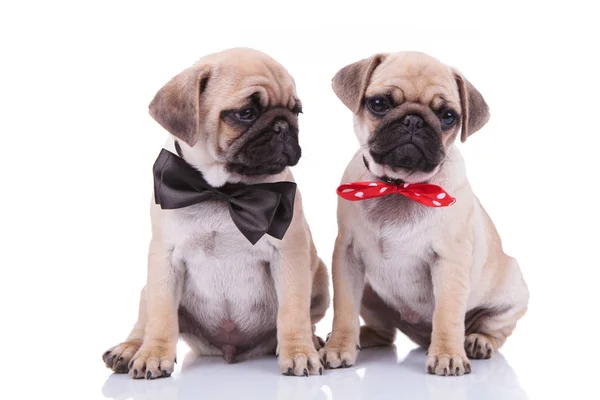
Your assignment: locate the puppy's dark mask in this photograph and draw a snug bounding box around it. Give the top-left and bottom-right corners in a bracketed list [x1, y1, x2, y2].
[226, 108, 301, 176]
[368, 105, 445, 173]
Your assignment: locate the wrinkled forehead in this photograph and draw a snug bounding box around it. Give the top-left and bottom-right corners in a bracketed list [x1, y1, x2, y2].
[210, 54, 298, 109]
[366, 52, 459, 109]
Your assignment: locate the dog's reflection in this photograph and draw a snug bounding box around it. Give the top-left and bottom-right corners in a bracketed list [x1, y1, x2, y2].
[101, 350, 324, 400]
[321, 346, 529, 400]
[101, 346, 528, 400]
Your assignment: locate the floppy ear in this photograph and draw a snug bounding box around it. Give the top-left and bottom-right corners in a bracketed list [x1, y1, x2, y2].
[453, 69, 490, 142]
[148, 63, 211, 146]
[332, 54, 387, 113]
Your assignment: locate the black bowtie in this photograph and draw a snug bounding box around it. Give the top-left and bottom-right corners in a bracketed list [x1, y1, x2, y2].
[153, 149, 297, 245]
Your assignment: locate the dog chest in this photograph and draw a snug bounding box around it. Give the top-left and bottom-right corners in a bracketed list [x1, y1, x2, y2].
[356, 209, 439, 324]
[364, 250, 436, 324]
[179, 253, 279, 351]
[165, 202, 281, 353]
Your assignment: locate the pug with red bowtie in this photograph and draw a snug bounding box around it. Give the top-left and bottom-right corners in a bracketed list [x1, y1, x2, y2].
[320, 51, 529, 376]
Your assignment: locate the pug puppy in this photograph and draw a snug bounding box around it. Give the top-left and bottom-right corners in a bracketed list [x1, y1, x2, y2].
[102, 48, 329, 378]
[320, 52, 529, 376]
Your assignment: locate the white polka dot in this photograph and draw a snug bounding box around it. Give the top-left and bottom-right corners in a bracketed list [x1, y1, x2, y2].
[403, 183, 410, 188]
[433, 200, 441, 206]
[437, 193, 446, 199]
[369, 183, 378, 186]
[380, 187, 388, 193]
[415, 193, 421, 196]
[355, 192, 364, 198]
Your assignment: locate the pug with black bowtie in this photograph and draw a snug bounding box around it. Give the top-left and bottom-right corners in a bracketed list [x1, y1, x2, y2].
[103, 48, 329, 378]
[320, 52, 529, 376]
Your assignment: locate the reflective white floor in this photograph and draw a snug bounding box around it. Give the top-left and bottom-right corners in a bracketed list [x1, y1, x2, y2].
[100, 345, 528, 400]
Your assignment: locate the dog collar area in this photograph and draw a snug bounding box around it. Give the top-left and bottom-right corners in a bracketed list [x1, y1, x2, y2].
[362, 156, 407, 185]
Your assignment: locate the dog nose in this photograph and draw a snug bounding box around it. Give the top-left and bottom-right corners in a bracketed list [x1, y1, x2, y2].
[401, 115, 424, 132]
[272, 120, 289, 135]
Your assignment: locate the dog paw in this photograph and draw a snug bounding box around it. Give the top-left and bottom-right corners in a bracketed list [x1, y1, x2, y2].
[312, 334, 326, 350]
[426, 352, 471, 376]
[465, 333, 495, 359]
[102, 340, 142, 373]
[128, 342, 176, 379]
[319, 334, 359, 369]
[278, 339, 322, 376]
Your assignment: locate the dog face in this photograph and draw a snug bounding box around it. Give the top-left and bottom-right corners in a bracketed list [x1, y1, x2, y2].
[333, 51, 489, 183]
[149, 48, 302, 180]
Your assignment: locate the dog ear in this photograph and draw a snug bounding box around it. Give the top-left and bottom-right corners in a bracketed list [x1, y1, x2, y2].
[148, 63, 211, 146]
[332, 54, 387, 113]
[453, 69, 490, 142]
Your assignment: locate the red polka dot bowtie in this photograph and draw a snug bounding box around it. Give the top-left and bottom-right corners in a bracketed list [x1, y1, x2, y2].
[336, 181, 456, 207]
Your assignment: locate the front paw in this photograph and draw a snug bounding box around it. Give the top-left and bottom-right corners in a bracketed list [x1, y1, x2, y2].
[319, 332, 359, 369]
[277, 338, 322, 377]
[128, 341, 176, 380]
[103, 340, 141, 373]
[426, 349, 471, 376]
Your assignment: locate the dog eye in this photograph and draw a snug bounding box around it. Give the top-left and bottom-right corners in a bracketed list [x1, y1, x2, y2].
[234, 107, 258, 122]
[366, 96, 390, 115]
[441, 110, 457, 128]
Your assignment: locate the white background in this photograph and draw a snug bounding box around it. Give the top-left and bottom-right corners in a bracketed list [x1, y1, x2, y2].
[1, 1, 599, 399]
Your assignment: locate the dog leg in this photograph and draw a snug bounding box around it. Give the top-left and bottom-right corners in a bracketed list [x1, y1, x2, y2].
[465, 256, 529, 359]
[359, 286, 397, 348]
[180, 333, 223, 358]
[272, 220, 322, 377]
[426, 258, 472, 376]
[310, 258, 330, 350]
[128, 240, 183, 379]
[320, 235, 364, 369]
[465, 304, 528, 359]
[102, 287, 147, 373]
